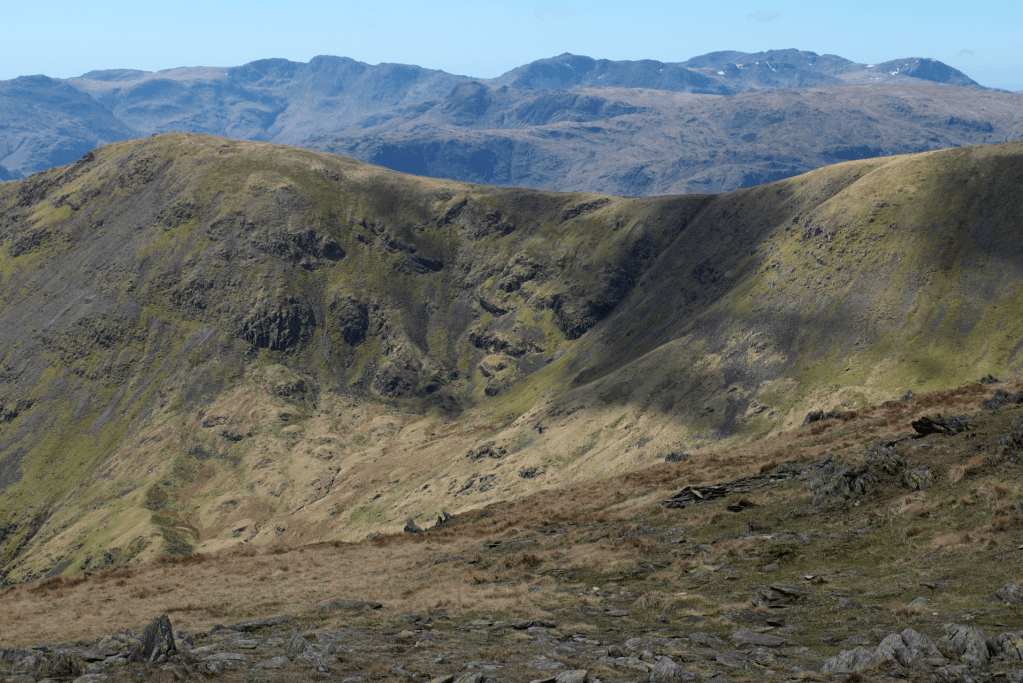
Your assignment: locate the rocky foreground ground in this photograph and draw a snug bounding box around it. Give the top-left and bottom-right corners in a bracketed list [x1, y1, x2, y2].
[4, 382, 1023, 682]
[3, 598, 1023, 682]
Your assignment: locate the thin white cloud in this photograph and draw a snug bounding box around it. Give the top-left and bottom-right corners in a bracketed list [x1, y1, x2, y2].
[958, 49, 975, 57]
[532, 4, 575, 20]
[748, 10, 779, 24]
[346, 14, 375, 29]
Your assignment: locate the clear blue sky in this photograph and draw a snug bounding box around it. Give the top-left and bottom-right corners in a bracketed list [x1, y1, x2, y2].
[3, 0, 1021, 90]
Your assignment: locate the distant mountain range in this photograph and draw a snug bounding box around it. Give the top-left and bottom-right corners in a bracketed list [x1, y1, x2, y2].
[1, 49, 1018, 194]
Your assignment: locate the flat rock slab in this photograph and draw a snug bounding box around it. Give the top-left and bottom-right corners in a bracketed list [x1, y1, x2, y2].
[732, 629, 790, 648]
[554, 671, 588, 683]
[232, 615, 294, 631]
[254, 655, 290, 669]
[315, 599, 383, 611]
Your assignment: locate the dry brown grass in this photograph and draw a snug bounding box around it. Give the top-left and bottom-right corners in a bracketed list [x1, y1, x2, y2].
[704, 537, 768, 563]
[888, 601, 930, 616]
[949, 455, 988, 485]
[971, 477, 1013, 501]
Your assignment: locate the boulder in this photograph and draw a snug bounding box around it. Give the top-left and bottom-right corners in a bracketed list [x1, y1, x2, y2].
[649, 655, 696, 682]
[128, 614, 176, 663]
[981, 388, 1023, 411]
[912, 414, 973, 436]
[803, 409, 840, 425]
[820, 627, 946, 674]
[988, 582, 1023, 605]
[404, 518, 425, 534]
[285, 632, 312, 656]
[554, 671, 588, 683]
[937, 624, 990, 669]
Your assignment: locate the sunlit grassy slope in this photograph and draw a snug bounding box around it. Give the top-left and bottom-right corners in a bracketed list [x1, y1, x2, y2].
[0, 133, 1022, 583]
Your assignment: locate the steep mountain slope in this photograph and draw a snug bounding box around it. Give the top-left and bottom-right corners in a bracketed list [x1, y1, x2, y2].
[0, 50, 1010, 190]
[1, 135, 1023, 586]
[307, 82, 1023, 194]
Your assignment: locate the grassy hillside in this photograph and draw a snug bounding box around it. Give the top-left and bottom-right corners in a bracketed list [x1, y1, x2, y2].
[3, 377, 1023, 682]
[1, 134, 1022, 585]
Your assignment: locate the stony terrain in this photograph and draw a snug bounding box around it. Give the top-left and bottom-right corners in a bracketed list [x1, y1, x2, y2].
[2, 49, 1018, 195]
[3, 377, 1023, 682]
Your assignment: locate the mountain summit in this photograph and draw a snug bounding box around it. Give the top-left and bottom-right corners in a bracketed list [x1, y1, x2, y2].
[1, 50, 1012, 194]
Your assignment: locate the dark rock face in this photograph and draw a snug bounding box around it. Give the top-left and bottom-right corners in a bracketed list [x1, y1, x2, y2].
[465, 441, 506, 461]
[240, 299, 315, 351]
[254, 227, 345, 268]
[334, 297, 369, 346]
[549, 264, 637, 340]
[911, 414, 973, 436]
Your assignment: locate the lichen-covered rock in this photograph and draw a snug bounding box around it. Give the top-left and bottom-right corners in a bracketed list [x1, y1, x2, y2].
[997, 631, 1023, 659]
[904, 465, 934, 491]
[864, 439, 904, 474]
[937, 624, 990, 669]
[403, 518, 424, 534]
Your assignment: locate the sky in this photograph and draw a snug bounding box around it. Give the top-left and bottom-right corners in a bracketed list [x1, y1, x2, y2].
[3, 0, 1021, 90]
